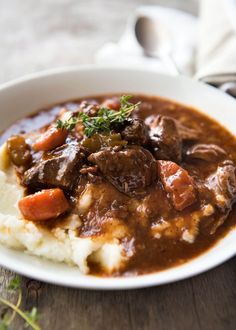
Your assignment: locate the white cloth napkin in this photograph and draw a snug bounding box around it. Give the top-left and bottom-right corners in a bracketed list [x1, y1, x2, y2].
[196, 0, 236, 84]
[95, 6, 197, 76]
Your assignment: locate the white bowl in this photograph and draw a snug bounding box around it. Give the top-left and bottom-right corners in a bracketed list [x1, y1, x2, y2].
[0, 65, 236, 290]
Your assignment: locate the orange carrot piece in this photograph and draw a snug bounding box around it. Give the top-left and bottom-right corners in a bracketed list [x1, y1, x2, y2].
[33, 126, 68, 151]
[102, 98, 120, 111]
[158, 160, 197, 211]
[18, 188, 69, 221]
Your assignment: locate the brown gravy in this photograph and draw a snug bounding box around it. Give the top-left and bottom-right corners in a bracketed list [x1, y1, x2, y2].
[1, 94, 236, 276]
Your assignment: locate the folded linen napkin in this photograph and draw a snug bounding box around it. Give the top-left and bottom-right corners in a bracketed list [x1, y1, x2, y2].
[196, 0, 236, 87]
[95, 6, 197, 76]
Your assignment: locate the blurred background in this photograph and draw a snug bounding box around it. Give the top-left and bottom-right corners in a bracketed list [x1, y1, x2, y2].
[0, 0, 198, 83]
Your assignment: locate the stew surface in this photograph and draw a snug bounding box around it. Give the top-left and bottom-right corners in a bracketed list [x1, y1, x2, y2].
[1, 94, 236, 276]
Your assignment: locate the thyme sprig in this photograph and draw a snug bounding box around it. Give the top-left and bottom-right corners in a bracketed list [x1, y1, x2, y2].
[56, 95, 140, 137]
[0, 276, 41, 330]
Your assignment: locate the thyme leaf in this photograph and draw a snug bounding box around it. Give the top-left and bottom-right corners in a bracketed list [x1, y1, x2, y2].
[56, 95, 141, 137]
[7, 276, 21, 291]
[0, 276, 41, 330]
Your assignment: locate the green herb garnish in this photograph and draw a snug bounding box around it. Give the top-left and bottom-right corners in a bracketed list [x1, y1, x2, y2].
[7, 276, 21, 291]
[56, 95, 140, 137]
[0, 276, 41, 330]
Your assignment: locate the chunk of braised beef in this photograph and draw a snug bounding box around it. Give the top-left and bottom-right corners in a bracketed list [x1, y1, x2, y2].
[88, 146, 157, 196]
[80, 165, 98, 174]
[176, 122, 200, 141]
[149, 115, 182, 162]
[146, 115, 199, 142]
[79, 100, 99, 117]
[205, 161, 236, 212]
[23, 143, 85, 190]
[121, 118, 150, 145]
[203, 161, 236, 233]
[185, 143, 226, 162]
[158, 160, 197, 211]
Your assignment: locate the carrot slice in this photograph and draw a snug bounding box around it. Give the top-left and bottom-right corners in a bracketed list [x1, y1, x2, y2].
[158, 160, 197, 211]
[102, 98, 120, 110]
[18, 188, 69, 221]
[33, 126, 68, 151]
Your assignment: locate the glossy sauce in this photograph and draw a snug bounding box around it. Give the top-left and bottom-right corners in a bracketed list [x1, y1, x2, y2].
[1, 94, 236, 276]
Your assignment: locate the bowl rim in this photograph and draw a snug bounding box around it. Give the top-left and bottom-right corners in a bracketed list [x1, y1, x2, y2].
[0, 63, 234, 100]
[0, 64, 236, 290]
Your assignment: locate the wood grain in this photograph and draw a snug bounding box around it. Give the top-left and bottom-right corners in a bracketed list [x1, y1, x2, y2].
[1, 1, 236, 330]
[1, 258, 236, 330]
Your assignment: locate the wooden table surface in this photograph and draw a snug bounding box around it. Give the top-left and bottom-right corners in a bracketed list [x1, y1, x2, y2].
[1, 1, 236, 329]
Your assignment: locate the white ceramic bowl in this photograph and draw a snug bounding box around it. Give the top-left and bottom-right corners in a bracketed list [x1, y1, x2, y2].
[0, 65, 236, 290]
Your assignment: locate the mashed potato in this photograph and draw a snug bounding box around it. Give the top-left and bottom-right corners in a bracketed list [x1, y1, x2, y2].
[0, 143, 127, 274]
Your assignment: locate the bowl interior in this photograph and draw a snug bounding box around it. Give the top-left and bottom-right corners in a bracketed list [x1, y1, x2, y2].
[0, 66, 236, 289]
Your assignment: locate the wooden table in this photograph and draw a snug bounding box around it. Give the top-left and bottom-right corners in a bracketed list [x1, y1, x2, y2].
[1, 1, 235, 329]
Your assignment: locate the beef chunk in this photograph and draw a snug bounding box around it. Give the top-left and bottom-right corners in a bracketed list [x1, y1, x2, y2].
[79, 100, 99, 117]
[205, 161, 236, 212]
[158, 160, 197, 211]
[121, 118, 150, 145]
[176, 122, 200, 141]
[149, 116, 182, 162]
[146, 115, 199, 142]
[185, 143, 226, 162]
[23, 143, 85, 190]
[88, 146, 157, 196]
[204, 161, 236, 233]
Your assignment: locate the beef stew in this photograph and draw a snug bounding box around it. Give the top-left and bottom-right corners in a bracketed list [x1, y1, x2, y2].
[1, 94, 236, 276]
